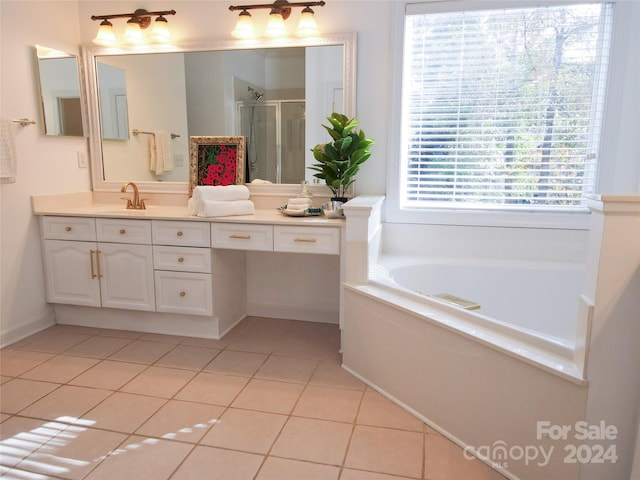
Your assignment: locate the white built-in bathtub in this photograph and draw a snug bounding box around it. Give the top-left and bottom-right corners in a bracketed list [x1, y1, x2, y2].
[368, 257, 585, 360]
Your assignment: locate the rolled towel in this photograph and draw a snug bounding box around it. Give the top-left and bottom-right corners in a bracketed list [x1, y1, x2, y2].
[192, 185, 250, 202]
[196, 199, 255, 218]
[287, 197, 312, 209]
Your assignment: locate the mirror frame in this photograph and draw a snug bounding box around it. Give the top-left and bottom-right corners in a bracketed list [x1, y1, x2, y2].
[82, 34, 356, 195]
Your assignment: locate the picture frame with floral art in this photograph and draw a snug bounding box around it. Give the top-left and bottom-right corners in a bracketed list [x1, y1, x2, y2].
[189, 136, 245, 194]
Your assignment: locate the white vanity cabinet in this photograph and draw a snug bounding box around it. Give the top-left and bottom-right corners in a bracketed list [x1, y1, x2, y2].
[152, 221, 213, 316]
[41, 216, 155, 311]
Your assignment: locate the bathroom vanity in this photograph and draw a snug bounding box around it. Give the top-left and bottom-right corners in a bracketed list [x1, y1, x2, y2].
[32, 193, 344, 339]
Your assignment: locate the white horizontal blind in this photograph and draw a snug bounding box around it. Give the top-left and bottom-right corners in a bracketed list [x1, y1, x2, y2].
[401, 3, 613, 209]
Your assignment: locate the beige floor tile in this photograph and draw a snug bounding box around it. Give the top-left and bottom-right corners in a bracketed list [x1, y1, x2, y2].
[203, 349, 268, 377]
[136, 400, 223, 443]
[345, 425, 423, 479]
[97, 329, 142, 340]
[226, 332, 279, 354]
[15, 426, 127, 480]
[272, 336, 340, 362]
[108, 340, 174, 364]
[310, 361, 366, 391]
[19, 385, 112, 423]
[138, 332, 186, 344]
[83, 392, 165, 433]
[0, 376, 11, 385]
[19, 355, 99, 383]
[256, 456, 340, 480]
[340, 469, 416, 480]
[171, 445, 264, 480]
[180, 336, 233, 349]
[0, 416, 69, 468]
[271, 417, 353, 466]
[82, 436, 192, 480]
[0, 350, 54, 377]
[15, 330, 92, 354]
[357, 391, 425, 432]
[231, 379, 304, 414]
[68, 360, 146, 390]
[294, 385, 363, 423]
[0, 413, 10, 423]
[175, 372, 249, 406]
[154, 345, 221, 371]
[63, 336, 133, 359]
[120, 366, 195, 398]
[255, 355, 318, 383]
[424, 433, 505, 480]
[0, 379, 59, 414]
[200, 408, 287, 454]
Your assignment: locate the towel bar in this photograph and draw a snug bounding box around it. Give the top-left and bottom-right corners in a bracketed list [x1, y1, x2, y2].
[132, 129, 180, 139]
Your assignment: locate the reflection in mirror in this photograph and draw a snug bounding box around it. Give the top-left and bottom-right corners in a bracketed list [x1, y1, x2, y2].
[96, 62, 129, 140]
[83, 35, 355, 193]
[35, 45, 84, 136]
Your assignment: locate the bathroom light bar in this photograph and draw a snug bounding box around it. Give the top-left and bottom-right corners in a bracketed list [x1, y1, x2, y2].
[229, 0, 325, 39]
[91, 9, 176, 47]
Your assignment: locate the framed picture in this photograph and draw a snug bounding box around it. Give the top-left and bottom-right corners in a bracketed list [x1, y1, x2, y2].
[189, 136, 245, 194]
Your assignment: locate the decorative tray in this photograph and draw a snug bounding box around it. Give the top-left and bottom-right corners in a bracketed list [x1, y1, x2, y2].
[278, 206, 323, 217]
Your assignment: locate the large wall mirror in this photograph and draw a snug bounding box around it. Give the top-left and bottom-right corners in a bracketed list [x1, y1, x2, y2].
[82, 34, 355, 194]
[35, 45, 84, 137]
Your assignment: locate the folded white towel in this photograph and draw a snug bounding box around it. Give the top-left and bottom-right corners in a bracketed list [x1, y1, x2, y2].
[196, 199, 255, 218]
[155, 131, 173, 174]
[1, 117, 17, 184]
[287, 198, 312, 210]
[192, 185, 250, 202]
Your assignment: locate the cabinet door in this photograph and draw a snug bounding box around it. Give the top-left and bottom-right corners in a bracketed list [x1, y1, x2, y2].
[43, 240, 101, 307]
[98, 243, 155, 311]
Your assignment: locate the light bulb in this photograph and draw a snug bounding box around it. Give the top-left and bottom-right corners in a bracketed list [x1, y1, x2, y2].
[265, 12, 287, 38]
[296, 7, 319, 37]
[93, 19, 116, 47]
[149, 16, 171, 43]
[124, 18, 144, 45]
[231, 10, 256, 40]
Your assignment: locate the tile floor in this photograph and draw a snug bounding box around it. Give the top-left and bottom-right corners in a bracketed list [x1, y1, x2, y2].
[0, 317, 506, 480]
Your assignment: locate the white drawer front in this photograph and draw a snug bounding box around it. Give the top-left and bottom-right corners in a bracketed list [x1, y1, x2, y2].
[154, 271, 213, 316]
[153, 246, 211, 273]
[274, 226, 340, 255]
[211, 223, 273, 251]
[152, 220, 210, 247]
[96, 218, 152, 244]
[41, 216, 96, 241]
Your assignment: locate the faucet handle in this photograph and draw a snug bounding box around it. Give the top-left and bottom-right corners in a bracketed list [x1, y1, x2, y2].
[139, 199, 147, 210]
[121, 197, 134, 209]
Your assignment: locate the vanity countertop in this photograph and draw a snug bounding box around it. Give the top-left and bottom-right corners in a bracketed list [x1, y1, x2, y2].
[31, 193, 345, 226]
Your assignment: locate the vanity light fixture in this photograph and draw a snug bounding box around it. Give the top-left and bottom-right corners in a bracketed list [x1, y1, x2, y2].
[229, 0, 325, 39]
[91, 9, 176, 47]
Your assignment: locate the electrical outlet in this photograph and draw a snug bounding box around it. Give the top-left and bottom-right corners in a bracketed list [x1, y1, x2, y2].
[77, 151, 88, 168]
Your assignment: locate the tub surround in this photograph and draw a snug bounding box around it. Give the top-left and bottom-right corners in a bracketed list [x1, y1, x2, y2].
[32, 192, 345, 340]
[342, 195, 640, 480]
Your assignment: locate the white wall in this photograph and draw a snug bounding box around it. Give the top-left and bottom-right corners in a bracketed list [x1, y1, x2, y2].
[0, 1, 90, 346]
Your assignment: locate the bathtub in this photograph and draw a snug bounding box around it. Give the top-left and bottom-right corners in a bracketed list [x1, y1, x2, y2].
[368, 257, 585, 359]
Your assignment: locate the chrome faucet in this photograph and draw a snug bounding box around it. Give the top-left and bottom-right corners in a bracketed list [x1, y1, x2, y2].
[120, 182, 146, 210]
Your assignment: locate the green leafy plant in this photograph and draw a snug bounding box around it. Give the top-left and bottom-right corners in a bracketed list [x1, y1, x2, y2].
[309, 112, 374, 199]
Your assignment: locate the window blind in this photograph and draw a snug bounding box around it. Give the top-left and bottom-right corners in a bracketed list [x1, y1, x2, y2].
[401, 3, 613, 209]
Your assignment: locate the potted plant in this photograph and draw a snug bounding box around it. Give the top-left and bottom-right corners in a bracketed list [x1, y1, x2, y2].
[310, 112, 374, 202]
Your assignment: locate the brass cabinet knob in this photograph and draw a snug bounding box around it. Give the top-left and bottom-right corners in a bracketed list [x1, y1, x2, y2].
[177, 231, 183, 237]
[179, 291, 186, 297]
[65, 226, 72, 232]
[178, 257, 184, 263]
[119, 229, 126, 235]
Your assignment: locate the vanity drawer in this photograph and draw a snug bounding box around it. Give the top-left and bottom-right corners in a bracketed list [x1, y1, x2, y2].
[274, 226, 341, 255]
[152, 220, 210, 247]
[153, 246, 211, 273]
[211, 223, 273, 251]
[96, 218, 152, 244]
[154, 271, 213, 316]
[41, 216, 96, 241]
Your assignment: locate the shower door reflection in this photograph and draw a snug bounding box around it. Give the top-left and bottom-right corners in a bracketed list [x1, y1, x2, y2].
[237, 100, 305, 184]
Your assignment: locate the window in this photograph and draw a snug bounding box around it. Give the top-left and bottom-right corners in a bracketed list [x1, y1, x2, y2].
[400, 2, 613, 211]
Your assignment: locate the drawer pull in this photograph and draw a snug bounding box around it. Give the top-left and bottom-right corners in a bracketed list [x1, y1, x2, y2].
[178, 257, 184, 263]
[89, 250, 97, 279]
[65, 226, 72, 232]
[294, 238, 317, 243]
[119, 229, 126, 235]
[177, 231, 183, 237]
[229, 234, 251, 240]
[179, 291, 186, 297]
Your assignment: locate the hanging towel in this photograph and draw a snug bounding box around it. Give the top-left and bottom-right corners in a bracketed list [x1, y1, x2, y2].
[192, 185, 250, 202]
[0, 117, 18, 184]
[148, 131, 174, 175]
[196, 199, 255, 218]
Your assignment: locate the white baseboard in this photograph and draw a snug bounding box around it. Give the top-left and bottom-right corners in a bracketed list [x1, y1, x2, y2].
[1, 310, 56, 348]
